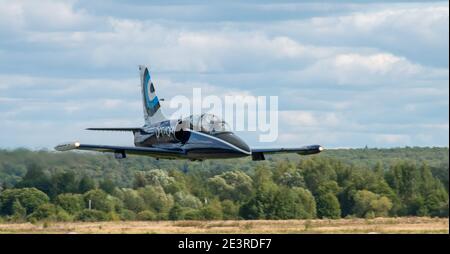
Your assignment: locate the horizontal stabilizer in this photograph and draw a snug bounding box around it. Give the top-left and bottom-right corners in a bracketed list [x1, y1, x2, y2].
[86, 127, 142, 132]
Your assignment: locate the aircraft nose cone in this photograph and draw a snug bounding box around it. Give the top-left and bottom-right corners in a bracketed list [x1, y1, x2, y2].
[214, 132, 251, 154]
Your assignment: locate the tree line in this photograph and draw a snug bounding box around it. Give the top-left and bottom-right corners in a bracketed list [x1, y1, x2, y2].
[0, 147, 448, 222]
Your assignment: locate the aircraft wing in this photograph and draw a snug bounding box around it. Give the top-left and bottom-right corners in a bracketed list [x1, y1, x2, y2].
[251, 145, 324, 161]
[54, 142, 185, 159]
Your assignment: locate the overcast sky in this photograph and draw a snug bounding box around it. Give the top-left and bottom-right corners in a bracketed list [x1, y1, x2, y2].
[0, 0, 448, 149]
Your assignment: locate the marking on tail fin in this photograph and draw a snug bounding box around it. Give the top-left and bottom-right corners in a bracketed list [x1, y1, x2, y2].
[143, 68, 160, 116]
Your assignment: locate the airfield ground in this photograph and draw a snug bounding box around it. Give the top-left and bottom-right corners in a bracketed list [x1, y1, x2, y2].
[0, 217, 447, 234]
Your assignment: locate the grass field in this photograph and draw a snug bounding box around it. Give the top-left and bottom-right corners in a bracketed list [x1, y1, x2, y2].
[0, 217, 448, 234]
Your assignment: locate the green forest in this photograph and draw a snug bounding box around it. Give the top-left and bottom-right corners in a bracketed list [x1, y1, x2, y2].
[0, 147, 448, 222]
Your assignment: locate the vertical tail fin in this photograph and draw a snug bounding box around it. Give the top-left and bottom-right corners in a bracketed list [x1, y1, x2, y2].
[139, 65, 167, 125]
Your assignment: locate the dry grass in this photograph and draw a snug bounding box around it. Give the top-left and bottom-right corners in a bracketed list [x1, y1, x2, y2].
[0, 217, 447, 234]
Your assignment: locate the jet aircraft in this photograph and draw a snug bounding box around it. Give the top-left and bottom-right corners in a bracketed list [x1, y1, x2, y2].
[55, 65, 323, 161]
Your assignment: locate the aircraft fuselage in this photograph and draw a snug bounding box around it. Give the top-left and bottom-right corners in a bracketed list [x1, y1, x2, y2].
[133, 117, 251, 160]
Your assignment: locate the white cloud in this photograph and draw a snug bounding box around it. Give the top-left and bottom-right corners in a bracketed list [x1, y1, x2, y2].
[373, 134, 411, 145]
[0, 1, 25, 33]
[334, 53, 420, 75]
[265, 3, 449, 66]
[279, 111, 343, 128]
[0, 0, 95, 31]
[19, 16, 336, 72]
[297, 52, 434, 86]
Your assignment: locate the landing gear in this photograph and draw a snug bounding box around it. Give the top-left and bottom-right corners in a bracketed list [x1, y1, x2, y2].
[114, 150, 126, 159]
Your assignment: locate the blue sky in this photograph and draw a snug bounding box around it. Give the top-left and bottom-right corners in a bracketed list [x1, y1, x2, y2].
[0, 0, 448, 149]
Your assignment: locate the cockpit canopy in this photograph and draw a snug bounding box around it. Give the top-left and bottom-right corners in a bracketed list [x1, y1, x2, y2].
[184, 114, 231, 134]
